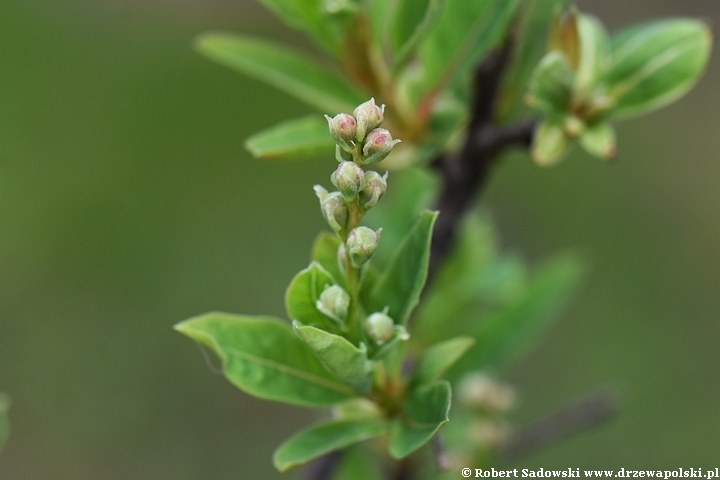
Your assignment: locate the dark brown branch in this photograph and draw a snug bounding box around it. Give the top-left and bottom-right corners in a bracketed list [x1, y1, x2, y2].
[498, 389, 621, 463]
[428, 36, 536, 282]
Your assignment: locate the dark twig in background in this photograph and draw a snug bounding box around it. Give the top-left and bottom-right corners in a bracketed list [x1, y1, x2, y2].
[301, 450, 343, 480]
[499, 389, 621, 463]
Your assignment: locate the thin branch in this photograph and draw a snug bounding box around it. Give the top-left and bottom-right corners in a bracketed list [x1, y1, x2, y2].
[432, 434, 452, 472]
[301, 450, 344, 480]
[498, 388, 621, 463]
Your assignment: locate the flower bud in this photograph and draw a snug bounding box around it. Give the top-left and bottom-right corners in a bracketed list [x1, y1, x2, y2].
[325, 113, 357, 148]
[353, 98, 384, 142]
[346, 226, 380, 268]
[365, 311, 395, 344]
[358, 171, 387, 210]
[458, 373, 516, 413]
[315, 187, 348, 234]
[361, 128, 401, 165]
[331, 161, 365, 201]
[316, 284, 350, 325]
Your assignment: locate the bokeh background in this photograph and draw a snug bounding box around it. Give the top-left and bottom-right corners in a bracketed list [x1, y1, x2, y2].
[0, 0, 718, 478]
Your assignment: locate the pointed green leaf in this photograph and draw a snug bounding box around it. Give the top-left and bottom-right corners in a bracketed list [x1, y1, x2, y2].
[273, 419, 388, 471]
[453, 254, 585, 374]
[575, 14, 610, 93]
[496, 0, 572, 122]
[390, 0, 447, 72]
[369, 210, 438, 325]
[245, 116, 335, 159]
[531, 118, 571, 167]
[579, 121, 616, 159]
[389, 380, 451, 459]
[332, 446, 385, 480]
[410, 337, 475, 387]
[286, 262, 339, 330]
[526, 51, 575, 114]
[175, 313, 355, 407]
[607, 19, 711, 119]
[311, 232, 345, 288]
[0, 394, 10, 455]
[294, 324, 374, 392]
[195, 34, 367, 114]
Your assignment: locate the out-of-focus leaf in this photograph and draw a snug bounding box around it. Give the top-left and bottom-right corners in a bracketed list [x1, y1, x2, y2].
[548, 8, 580, 69]
[0, 394, 10, 455]
[579, 121, 616, 159]
[368, 210, 438, 325]
[526, 51, 574, 114]
[531, 117, 571, 166]
[496, 0, 571, 122]
[273, 419, 387, 471]
[332, 446, 385, 480]
[388, 381, 451, 459]
[294, 324, 374, 392]
[175, 313, 356, 406]
[390, 0, 447, 72]
[194, 34, 367, 114]
[410, 337, 475, 387]
[312, 232, 345, 287]
[451, 254, 585, 375]
[255, 0, 353, 56]
[607, 19, 711, 119]
[286, 262, 338, 330]
[575, 14, 610, 93]
[245, 116, 335, 159]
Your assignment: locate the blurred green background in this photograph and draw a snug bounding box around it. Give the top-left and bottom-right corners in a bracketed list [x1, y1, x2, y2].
[0, 1, 718, 478]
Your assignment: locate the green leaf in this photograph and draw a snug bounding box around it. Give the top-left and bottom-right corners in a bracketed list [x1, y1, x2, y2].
[531, 118, 571, 167]
[194, 34, 367, 114]
[526, 51, 575, 114]
[579, 121, 616, 159]
[245, 116, 335, 159]
[0, 394, 10, 455]
[255, 0, 353, 56]
[175, 313, 355, 407]
[368, 210, 438, 325]
[312, 232, 345, 288]
[496, 0, 572, 122]
[575, 14, 610, 93]
[453, 254, 585, 374]
[389, 381, 451, 459]
[286, 262, 339, 330]
[273, 419, 388, 471]
[332, 446, 384, 480]
[410, 337, 475, 387]
[390, 0, 447, 72]
[294, 324, 374, 392]
[606, 19, 711, 119]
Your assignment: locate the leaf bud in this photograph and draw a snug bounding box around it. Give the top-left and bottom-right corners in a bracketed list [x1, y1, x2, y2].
[365, 311, 395, 344]
[346, 226, 381, 268]
[315, 187, 348, 234]
[361, 128, 401, 165]
[331, 161, 365, 201]
[358, 170, 387, 210]
[325, 113, 357, 148]
[315, 284, 350, 325]
[353, 98, 385, 142]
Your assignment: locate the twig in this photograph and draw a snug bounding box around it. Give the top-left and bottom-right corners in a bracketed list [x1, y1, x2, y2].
[432, 434, 452, 472]
[301, 450, 344, 480]
[498, 388, 621, 463]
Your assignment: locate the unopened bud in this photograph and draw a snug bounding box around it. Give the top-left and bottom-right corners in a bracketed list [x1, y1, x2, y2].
[346, 226, 380, 268]
[358, 171, 387, 210]
[365, 311, 395, 344]
[325, 113, 357, 148]
[458, 373, 516, 413]
[315, 188, 348, 234]
[331, 161, 365, 201]
[316, 284, 350, 325]
[353, 98, 384, 142]
[362, 128, 401, 165]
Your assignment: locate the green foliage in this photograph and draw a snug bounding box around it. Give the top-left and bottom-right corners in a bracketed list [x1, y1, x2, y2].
[286, 262, 339, 331]
[0, 394, 9, 455]
[273, 419, 387, 471]
[245, 116, 336, 158]
[410, 337, 475, 387]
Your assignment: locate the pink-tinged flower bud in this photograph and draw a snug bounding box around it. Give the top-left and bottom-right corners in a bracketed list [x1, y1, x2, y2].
[358, 171, 387, 210]
[365, 311, 394, 344]
[315, 187, 348, 234]
[331, 161, 365, 201]
[353, 98, 385, 143]
[346, 226, 381, 268]
[315, 284, 350, 326]
[325, 113, 357, 148]
[361, 128, 401, 165]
